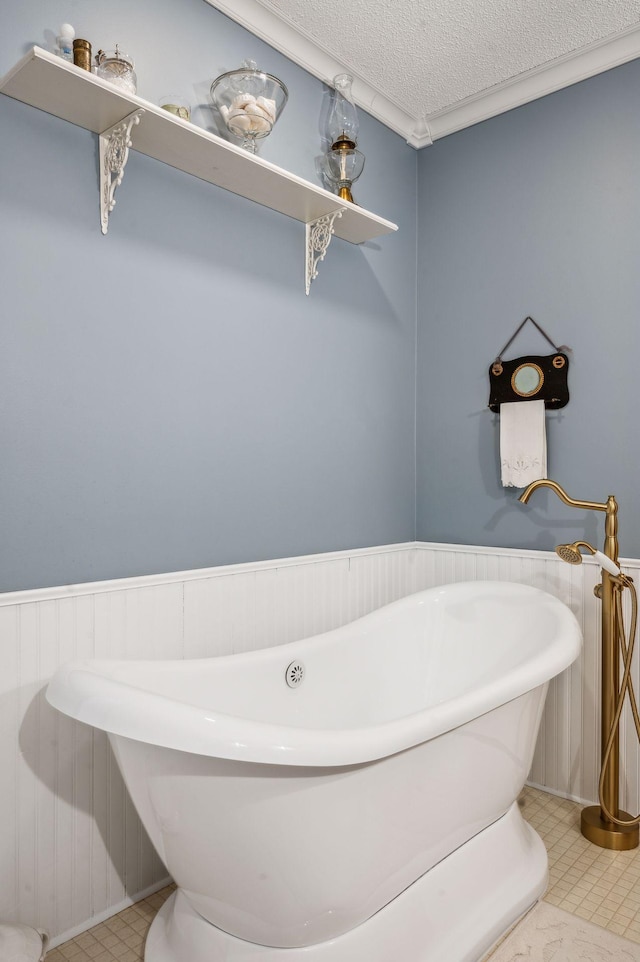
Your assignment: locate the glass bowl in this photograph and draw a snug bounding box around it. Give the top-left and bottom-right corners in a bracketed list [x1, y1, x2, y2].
[159, 94, 191, 122]
[210, 60, 288, 153]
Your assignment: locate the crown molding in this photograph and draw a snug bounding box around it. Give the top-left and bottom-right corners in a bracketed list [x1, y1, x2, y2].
[204, 0, 640, 148]
[423, 20, 640, 144]
[203, 0, 416, 141]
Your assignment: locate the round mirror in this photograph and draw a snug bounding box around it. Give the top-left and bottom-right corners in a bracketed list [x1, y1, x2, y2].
[511, 363, 544, 398]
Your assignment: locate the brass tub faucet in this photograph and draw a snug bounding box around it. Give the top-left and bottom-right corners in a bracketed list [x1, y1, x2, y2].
[519, 478, 639, 851]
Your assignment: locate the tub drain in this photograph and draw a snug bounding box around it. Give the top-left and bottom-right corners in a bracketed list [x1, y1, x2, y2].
[285, 660, 305, 688]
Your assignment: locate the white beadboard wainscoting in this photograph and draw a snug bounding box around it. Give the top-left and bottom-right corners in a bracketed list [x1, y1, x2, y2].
[1, 540, 639, 945]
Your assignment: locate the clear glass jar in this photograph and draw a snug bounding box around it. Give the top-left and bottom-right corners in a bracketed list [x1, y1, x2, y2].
[210, 60, 288, 152]
[96, 46, 137, 95]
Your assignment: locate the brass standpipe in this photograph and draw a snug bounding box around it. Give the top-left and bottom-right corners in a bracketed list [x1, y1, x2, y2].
[518, 478, 639, 851]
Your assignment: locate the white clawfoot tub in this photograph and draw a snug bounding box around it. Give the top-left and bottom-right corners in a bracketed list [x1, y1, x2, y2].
[47, 581, 581, 962]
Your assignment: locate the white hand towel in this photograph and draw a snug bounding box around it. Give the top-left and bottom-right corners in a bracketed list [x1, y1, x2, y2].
[500, 399, 547, 488]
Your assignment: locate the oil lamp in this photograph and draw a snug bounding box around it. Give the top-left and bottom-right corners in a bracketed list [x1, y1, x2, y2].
[321, 74, 365, 204]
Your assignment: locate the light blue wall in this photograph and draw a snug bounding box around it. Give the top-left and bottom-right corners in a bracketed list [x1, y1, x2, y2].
[6, 3, 640, 590]
[0, 0, 417, 591]
[417, 59, 640, 558]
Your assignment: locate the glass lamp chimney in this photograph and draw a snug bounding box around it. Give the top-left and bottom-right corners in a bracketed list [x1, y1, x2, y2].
[326, 74, 359, 148]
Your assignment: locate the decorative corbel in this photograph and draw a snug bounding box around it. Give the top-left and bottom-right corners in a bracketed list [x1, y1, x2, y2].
[99, 108, 145, 234]
[305, 209, 344, 295]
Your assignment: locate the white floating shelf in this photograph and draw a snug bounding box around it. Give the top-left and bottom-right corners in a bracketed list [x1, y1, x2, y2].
[0, 47, 398, 292]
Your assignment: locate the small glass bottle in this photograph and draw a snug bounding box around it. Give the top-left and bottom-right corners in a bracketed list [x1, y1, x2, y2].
[57, 23, 75, 63]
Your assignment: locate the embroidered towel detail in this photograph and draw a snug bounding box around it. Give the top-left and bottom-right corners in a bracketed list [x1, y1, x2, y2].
[500, 399, 547, 488]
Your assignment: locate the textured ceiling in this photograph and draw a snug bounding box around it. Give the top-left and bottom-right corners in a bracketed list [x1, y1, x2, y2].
[260, 0, 640, 115]
[207, 0, 640, 144]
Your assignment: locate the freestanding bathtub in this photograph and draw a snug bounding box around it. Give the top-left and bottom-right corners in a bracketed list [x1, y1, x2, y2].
[47, 581, 581, 962]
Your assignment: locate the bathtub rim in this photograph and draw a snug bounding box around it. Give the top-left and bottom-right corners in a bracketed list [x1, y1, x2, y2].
[46, 580, 582, 767]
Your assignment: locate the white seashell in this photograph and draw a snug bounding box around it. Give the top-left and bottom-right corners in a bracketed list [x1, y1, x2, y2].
[256, 96, 277, 121]
[228, 113, 252, 132]
[231, 93, 255, 109]
[244, 102, 272, 122]
[248, 115, 270, 133]
[228, 106, 247, 119]
[219, 104, 229, 122]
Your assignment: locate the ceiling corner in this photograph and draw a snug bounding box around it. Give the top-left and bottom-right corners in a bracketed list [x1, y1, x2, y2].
[204, 1, 640, 149]
[425, 20, 640, 144]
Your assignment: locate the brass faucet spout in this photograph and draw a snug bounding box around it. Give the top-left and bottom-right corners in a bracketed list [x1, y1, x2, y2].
[518, 477, 618, 569]
[518, 478, 608, 513]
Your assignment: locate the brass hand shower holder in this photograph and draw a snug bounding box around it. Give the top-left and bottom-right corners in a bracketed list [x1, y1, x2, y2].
[519, 478, 640, 850]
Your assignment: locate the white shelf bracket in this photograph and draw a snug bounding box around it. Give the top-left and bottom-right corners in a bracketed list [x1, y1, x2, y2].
[99, 108, 145, 235]
[305, 209, 345, 295]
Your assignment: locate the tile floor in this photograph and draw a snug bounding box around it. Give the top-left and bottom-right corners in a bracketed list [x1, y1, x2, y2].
[45, 888, 175, 962]
[45, 786, 640, 961]
[521, 787, 640, 944]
